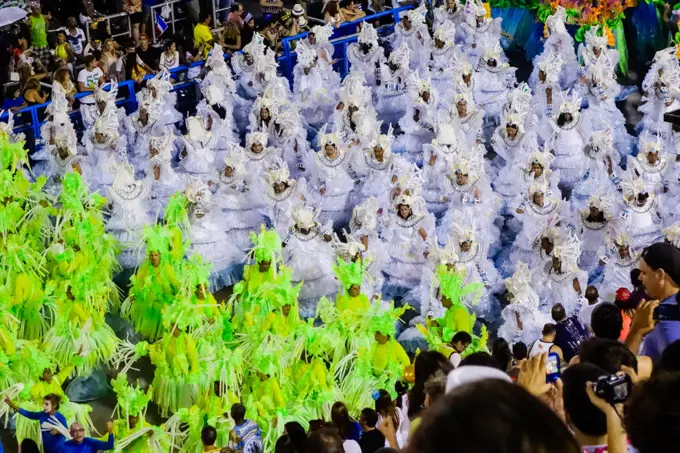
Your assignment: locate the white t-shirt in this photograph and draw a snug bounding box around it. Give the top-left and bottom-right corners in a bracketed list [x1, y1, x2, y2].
[529, 340, 554, 358]
[450, 351, 462, 368]
[343, 439, 361, 453]
[159, 50, 180, 72]
[67, 28, 87, 54]
[578, 302, 601, 331]
[77, 67, 104, 104]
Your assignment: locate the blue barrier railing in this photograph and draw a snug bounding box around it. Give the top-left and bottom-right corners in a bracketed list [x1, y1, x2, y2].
[2, 6, 411, 146]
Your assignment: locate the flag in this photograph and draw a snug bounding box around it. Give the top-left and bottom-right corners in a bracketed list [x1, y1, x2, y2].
[155, 12, 168, 37]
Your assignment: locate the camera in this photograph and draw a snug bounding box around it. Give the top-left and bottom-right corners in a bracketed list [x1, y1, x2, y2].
[594, 374, 632, 404]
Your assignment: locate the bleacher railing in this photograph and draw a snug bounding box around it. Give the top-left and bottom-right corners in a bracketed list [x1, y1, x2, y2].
[2, 6, 410, 143]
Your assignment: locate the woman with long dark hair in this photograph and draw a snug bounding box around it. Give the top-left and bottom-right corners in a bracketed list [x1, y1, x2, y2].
[406, 351, 453, 421]
[375, 389, 406, 448]
[330, 401, 361, 446]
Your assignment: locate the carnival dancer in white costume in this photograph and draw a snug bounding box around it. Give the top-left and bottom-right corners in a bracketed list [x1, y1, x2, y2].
[474, 40, 516, 125]
[459, 0, 504, 66]
[493, 145, 558, 216]
[434, 0, 464, 29]
[442, 87, 485, 148]
[429, 20, 458, 99]
[241, 131, 279, 183]
[107, 161, 153, 270]
[570, 191, 617, 274]
[302, 23, 336, 66]
[201, 43, 247, 133]
[44, 125, 87, 196]
[333, 71, 380, 149]
[421, 123, 462, 217]
[249, 92, 281, 134]
[504, 82, 533, 117]
[538, 232, 587, 316]
[444, 212, 503, 317]
[232, 34, 268, 100]
[269, 107, 312, 178]
[196, 86, 238, 164]
[312, 126, 356, 227]
[180, 116, 217, 180]
[354, 125, 407, 207]
[185, 177, 245, 290]
[293, 39, 339, 129]
[497, 262, 548, 345]
[577, 25, 620, 73]
[628, 132, 671, 195]
[579, 60, 634, 158]
[80, 82, 126, 130]
[618, 176, 663, 249]
[641, 46, 679, 100]
[36, 90, 76, 171]
[124, 101, 166, 171]
[210, 150, 266, 252]
[138, 71, 183, 127]
[595, 227, 642, 301]
[147, 134, 183, 216]
[529, 7, 579, 91]
[542, 91, 587, 194]
[375, 43, 411, 127]
[260, 156, 308, 237]
[506, 180, 568, 276]
[346, 196, 389, 298]
[394, 73, 439, 165]
[637, 60, 680, 139]
[282, 204, 337, 317]
[347, 22, 385, 88]
[392, 4, 430, 75]
[490, 104, 539, 175]
[531, 51, 564, 121]
[438, 148, 502, 251]
[83, 109, 128, 192]
[572, 129, 621, 204]
[663, 221, 680, 247]
[381, 186, 435, 300]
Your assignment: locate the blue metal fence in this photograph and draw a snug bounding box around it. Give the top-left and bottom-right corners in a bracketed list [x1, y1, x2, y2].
[2, 5, 410, 145]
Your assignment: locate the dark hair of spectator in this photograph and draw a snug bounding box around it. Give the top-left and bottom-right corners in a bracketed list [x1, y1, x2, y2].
[631, 268, 642, 287]
[512, 342, 528, 361]
[84, 54, 96, 67]
[590, 303, 623, 340]
[20, 439, 40, 453]
[655, 339, 680, 376]
[306, 427, 345, 453]
[230, 3, 242, 12]
[492, 337, 513, 371]
[459, 352, 502, 370]
[284, 421, 307, 453]
[230, 403, 246, 422]
[551, 304, 567, 322]
[451, 331, 472, 345]
[405, 380, 580, 453]
[164, 39, 175, 51]
[200, 11, 212, 23]
[375, 389, 399, 429]
[626, 373, 680, 453]
[201, 425, 217, 446]
[542, 323, 556, 336]
[324, 0, 339, 16]
[407, 351, 453, 419]
[578, 338, 638, 374]
[361, 408, 379, 428]
[562, 363, 608, 437]
[330, 402, 352, 440]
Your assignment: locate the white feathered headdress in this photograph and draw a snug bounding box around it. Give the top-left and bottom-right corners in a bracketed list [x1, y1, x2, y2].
[393, 163, 424, 198]
[310, 23, 334, 44]
[292, 204, 318, 229]
[585, 25, 608, 51]
[620, 173, 649, 199]
[388, 42, 410, 68]
[432, 122, 459, 148]
[54, 129, 77, 155]
[246, 131, 268, 148]
[637, 131, 664, 158]
[585, 191, 614, 218]
[149, 134, 174, 160]
[223, 148, 247, 177]
[351, 196, 380, 231]
[243, 33, 266, 57]
[146, 71, 173, 98]
[206, 43, 232, 76]
[537, 51, 564, 85]
[339, 70, 370, 105]
[450, 149, 482, 179]
[186, 116, 211, 142]
[264, 156, 293, 185]
[401, 3, 427, 24]
[552, 233, 581, 272]
[93, 109, 119, 139]
[358, 22, 378, 45]
[506, 82, 532, 114]
[295, 39, 317, 68]
[527, 149, 554, 171]
[663, 221, 680, 248]
[503, 111, 526, 135]
[545, 7, 567, 35]
[606, 225, 633, 249]
[46, 89, 71, 125]
[203, 83, 225, 106]
[465, 0, 486, 18]
[110, 160, 150, 203]
[185, 176, 212, 206]
[434, 20, 456, 47]
[588, 129, 614, 156]
[95, 81, 118, 103]
[528, 178, 549, 197]
[557, 91, 582, 116]
[504, 262, 540, 310]
[450, 211, 478, 244]
[369, 123, 394, 154]
[317, 124, 344, 149]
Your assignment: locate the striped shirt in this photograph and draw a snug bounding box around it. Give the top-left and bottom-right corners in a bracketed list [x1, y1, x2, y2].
[229, 420, 263, 453]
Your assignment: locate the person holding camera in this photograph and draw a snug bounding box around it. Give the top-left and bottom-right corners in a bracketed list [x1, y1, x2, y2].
[626, 242, 680, 362]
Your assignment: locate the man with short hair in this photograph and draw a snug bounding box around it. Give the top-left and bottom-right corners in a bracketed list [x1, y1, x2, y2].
[627, 243, 680, 361]
[590, 303, 623, 340]
[578, 285, 601, 331]
[201, 426, 220, 453]
[136, 34, 160, 70]
[551, 303, 589, 363]
[447, 331, 472, 367]
[63, 421, 114, 452]
[77, 55, 104, 105]
[228, 403, 263, 453]
[66, 16, 87, 58]
[194, 12, 214, 57]
[227, 3, 245, 28]
[529, 323, 563, 360]
[359, 408, 385, 453]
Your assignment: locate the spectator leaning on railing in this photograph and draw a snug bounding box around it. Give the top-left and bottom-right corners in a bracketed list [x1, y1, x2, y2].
[77, 55, 105, 104]
[194, 12, 215, 58]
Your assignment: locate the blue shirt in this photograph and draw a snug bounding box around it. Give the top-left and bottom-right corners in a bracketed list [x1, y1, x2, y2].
[19, 409, 67, 453]
[63, 434, 114, 453]
[554, 316, 589, 362]
[640, 294, 680, 362]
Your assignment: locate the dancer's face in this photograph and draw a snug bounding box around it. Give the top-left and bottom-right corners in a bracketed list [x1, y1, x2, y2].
[538, 70, 546, 83]
[274, 181, 286, 193]
[552, 256, 562, 272]
[462, 73, 471, 85]
[447, 0, 456, 9]
[435, 38, 444, 49]
[94, 132, 106, 144]
[460, 240, 471, 252]
[308, 33, 317, 45]
[617, 243, 629, 258]
[533, 191, 545, 206]
[261, 108, 270, 120]
[139, 108, 148, 124]
[421, 91, 431, 103]
[541, 237, 553, 255]
[398, 204, 411, 219]
[506, 124, 518, 138]
[325, 144, 338, 159]
[349, 284, 361, 297]
[402, 17, 412, 29]
[456, 101, 467, 117]
[128, 415, 139, 428]
[531, 162, 543, 177]
[455, 172, 468, 186]
[593, 46, 602, 57]
[196, 284, 206, 299]
[251, 143, 263, 154]
[149, 251, 161, 267]
[647, 151, 658, 165]
[282, 304, 291, 316]
[224, 166, 234, 177]
[43, 400, 52, 413]
[259, 260, 272, 272]
[441, 294, 453, 309]
[42, 368, 53, 382]
[97, 100, 107, 113]
[373, 146, 384, 162]
[375, 332, 388, 344]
